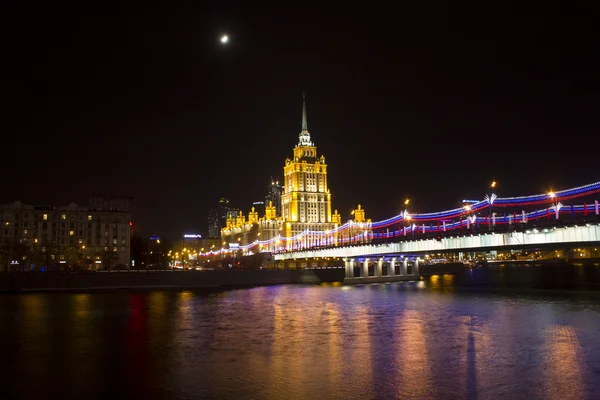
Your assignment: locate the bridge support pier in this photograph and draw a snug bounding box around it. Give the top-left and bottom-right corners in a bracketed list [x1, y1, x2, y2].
[344, 258, 353, 279]
[402, 258, 408, 275]
[363, 259, 369, 278]
[390, 259, 396, 276]
[414, 258, 420, 275]
[377, 258, 383, 277]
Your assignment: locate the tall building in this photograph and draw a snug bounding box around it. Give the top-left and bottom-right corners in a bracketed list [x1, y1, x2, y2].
[0, 197, 131, 272]
[265, 179, 283, 217]
[207, 208, 220, 238]
[221, 95, 372, 252]
[281, 94, 338, 238]
[207, 198, 241, 239]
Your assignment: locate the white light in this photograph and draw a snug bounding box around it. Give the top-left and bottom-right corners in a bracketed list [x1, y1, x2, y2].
[221, 35, 229, 44]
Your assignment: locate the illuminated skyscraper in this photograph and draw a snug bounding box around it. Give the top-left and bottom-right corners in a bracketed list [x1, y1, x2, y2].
[220, 95, 371, 252]
[265, 179, 283, 217]
[281, 94, 339, 239]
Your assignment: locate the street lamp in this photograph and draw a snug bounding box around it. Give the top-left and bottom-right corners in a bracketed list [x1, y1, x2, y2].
[403, 199, 411, 238]
[548, 191, 561, 221]
[464, 205, 475, 231]
[487, 181, 497, 230]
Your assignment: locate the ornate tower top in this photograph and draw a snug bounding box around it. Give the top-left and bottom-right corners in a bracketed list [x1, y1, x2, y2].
[298, 93, 313, 147]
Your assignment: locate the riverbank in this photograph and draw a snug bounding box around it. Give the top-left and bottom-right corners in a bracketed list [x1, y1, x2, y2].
[0, 268, 346, 293]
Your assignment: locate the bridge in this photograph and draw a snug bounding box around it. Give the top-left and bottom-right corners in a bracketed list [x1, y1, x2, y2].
[273, 222, 600, 283]
[205, 180, 600, 283]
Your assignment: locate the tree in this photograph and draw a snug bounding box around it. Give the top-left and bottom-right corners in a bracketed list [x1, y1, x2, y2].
[102, 249, 119, 271]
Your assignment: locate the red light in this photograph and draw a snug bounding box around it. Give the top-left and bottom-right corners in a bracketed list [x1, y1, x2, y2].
[129, 222, 133, 226]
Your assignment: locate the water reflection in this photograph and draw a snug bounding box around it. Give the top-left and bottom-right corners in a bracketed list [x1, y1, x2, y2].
[542, 325, 585, 400]
[3, 281, 600, 400]
[346, 306, 374, 398]
[16, 294, 49, 399]
[394, 309, 433, 398]
[268, 289, 306, 398]
[124, 293, 155, 399]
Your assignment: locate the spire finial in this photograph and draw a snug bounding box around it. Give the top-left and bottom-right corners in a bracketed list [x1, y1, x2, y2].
[298, 93, 312, 146]
[301, 92, 308, 132]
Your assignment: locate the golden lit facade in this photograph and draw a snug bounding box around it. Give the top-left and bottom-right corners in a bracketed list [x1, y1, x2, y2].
[280, 95, 338, 242]
[220, 96, 371, 252]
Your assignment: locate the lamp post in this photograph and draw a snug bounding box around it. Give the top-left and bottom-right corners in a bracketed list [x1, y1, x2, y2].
[548, 191, 561, 222]
[350, 210, 355, 244]
[488, 181, 496, 230]
[81, 245, 86, 271]
[464, 205, 472, 232]
[403, 199, 410, 238]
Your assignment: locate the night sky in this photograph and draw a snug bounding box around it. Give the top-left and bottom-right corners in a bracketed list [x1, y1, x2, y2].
[4, 4, 599, 240]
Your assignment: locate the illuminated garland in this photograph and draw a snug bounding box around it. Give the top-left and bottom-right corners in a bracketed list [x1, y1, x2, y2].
[199, 181, 599, 255]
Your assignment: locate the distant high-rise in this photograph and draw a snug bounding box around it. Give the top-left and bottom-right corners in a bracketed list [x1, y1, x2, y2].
[207, 208, 220, 239]
[265, 179, 283, 217]
[207, 198, 240, 239]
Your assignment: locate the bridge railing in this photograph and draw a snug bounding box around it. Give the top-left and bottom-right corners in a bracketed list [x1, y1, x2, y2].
[268, 212, 599, 255]
[370, 208, 599, 241]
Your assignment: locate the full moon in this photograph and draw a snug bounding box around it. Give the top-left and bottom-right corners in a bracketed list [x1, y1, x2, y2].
[220, 35, 229, 44]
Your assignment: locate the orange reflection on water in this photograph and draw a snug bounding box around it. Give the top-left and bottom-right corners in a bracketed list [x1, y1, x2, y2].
[267, 300, 306, 398]
[343, 305, 374, 398]
[428, 274, 455, 293]
[324, 301, 343, 395]
[394, 309, 432, 398]
[147, 291, 167, 334]
[541, 324, 584, 400]
[71, 294, 91, 354]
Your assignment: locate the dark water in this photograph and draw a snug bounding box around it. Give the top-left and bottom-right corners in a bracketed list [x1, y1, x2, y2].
[2, 277, 600, 399]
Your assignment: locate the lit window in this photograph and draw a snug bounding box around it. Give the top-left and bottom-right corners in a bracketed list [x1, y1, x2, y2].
[43, 214, 48, 220]
[69, 230, 74, 236]
[113, 247, 117, 252]
[60, 255, 65, 260]
[61, 214, 66, 220]
[23, 229, 28, 235]
[34, 238, 38, 243]
[88, 215, 92, 221]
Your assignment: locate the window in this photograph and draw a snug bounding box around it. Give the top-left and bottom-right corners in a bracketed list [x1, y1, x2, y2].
[23, 229, 28, 235]
[61, 214, 66, 220]
[88, 215, 92, 221]
[43, 214, 48, 220]
[60, 255, 65, 260]
[69, 230, 74, 236]
[113, 247, 117, 252]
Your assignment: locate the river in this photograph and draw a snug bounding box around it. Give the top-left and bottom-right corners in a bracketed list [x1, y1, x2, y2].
[2, 275, 600, 399]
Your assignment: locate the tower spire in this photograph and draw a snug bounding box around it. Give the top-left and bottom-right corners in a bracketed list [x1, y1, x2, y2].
[298, 92, 313, 146]
[301, 92, 308, 132]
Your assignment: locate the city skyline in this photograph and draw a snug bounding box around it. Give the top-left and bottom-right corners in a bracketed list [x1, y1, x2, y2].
[4, 4, 599, 241]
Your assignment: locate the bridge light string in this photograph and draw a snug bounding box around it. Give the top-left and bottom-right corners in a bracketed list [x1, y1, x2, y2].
[220, 202, 594, 253]
[200, 203, 589, 254]
[228, 202, 593, 252]
[232, 205, 585, 250]
[208, 181, 600, 254]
